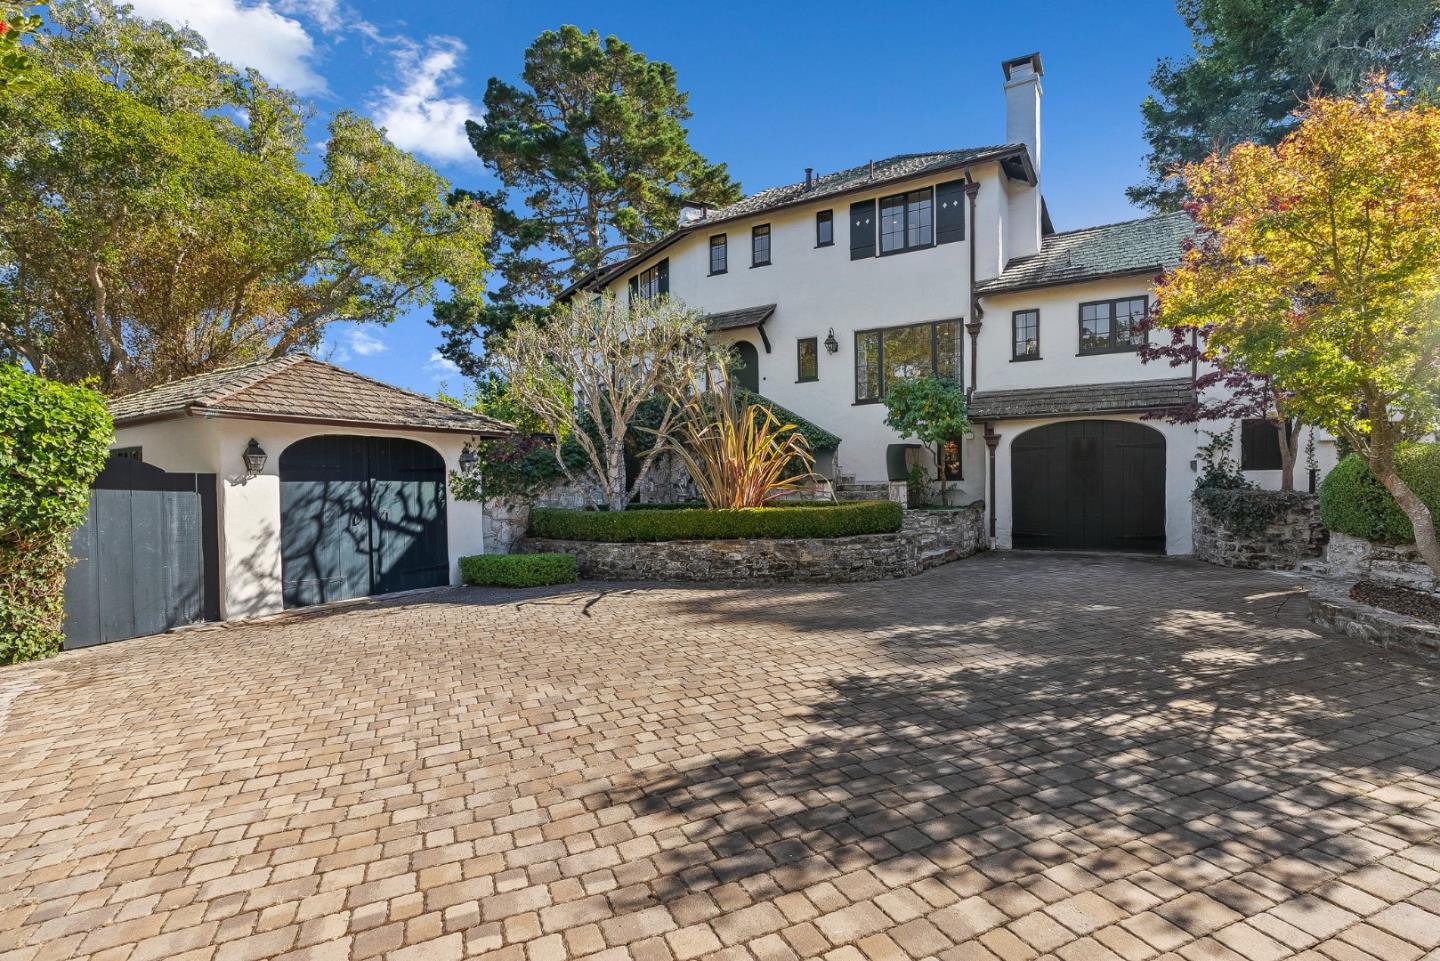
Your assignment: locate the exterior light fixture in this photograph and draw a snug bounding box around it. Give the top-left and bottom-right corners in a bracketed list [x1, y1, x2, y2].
[824, 328, 839, 354]
[458, 444, 478, 473]
[242, 438, 267, 476]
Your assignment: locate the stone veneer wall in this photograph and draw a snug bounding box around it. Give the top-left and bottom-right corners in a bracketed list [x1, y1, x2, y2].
[1324, 531, 1439, 595]
[517, 505, 985, 583]
[1192, 494, 1327, 571]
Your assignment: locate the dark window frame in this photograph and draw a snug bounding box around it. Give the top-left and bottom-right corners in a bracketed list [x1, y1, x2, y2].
[751, 224, 771, 267]
[630, 258, 669, 304]
[709, 234, 727, 275]
[815, 210, 834, 248]
[1012, 309, 1041, 361]
[1078, 296, 1149, 355]
[797, 337, 819, 383]
[1241, 418, 1293, 471]
[877, 187, 935, 257]
[111, 446, 143, 461]
[853, 319, 961, 404]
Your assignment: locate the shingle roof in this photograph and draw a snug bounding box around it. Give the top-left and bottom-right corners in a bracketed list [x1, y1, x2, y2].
[706, 304, 776, 333]
[967, 377, 1195, 421]
[109, 355, 512, 435]
[975, 211, 1195, 295]
[705, 147, 1025, 223]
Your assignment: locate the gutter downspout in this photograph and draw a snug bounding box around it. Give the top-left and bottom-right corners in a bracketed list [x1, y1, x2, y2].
[964, 177, 982, 401]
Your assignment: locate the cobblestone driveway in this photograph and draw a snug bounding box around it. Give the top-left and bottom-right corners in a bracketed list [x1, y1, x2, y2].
[3, 553, 1440, 961]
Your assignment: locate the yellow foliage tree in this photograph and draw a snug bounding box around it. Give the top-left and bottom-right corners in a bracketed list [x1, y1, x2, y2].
[1156, 80, 1440, 576]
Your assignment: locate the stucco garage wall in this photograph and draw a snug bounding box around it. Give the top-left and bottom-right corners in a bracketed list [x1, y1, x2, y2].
[113, 418, 486, 620]
[988, 414, 1202, 555]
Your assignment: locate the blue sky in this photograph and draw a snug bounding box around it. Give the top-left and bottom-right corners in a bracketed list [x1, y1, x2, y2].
[125, 0, 1194, 395]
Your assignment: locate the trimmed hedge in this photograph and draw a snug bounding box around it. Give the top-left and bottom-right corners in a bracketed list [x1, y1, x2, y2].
[528, 500, 903, 542]
[460, 553, 577, 588]
[1320, 445, 1440, 544]
[1, 366, 112, 664]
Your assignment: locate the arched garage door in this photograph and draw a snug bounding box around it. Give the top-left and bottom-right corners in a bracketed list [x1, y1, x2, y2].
[280, 435, 448, 608]
[1011, 420, 1165, 552]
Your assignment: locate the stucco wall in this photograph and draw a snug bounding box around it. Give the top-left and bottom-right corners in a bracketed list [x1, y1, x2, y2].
[112, 417, 487, 620]
[603, 163, 1011, 491]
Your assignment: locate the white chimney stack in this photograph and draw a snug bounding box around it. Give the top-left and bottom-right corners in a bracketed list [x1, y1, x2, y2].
[1001, 52, 1044, 259]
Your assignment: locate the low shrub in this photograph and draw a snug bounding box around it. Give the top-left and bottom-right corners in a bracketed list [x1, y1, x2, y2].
[1320, 445, 1440, 544]
[528, 499, 903, 542]
[1194, 487, 1313, 536]
[1, 366, 112, 664]
[460, 553, 577, 588]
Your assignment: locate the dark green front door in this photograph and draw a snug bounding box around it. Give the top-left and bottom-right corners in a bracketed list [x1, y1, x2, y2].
[280, 435, 448, 608]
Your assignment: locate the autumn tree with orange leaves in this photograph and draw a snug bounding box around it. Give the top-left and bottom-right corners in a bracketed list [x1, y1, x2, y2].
[1155, 80, 1440, 576]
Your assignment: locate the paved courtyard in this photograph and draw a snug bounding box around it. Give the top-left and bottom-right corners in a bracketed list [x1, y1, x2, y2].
[2, 553, 1440, 961]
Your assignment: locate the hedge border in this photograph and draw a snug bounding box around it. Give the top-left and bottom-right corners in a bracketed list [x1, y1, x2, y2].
[528, 500, 903, 543]
[460, 553, 577, 588]
[1320, 446, 1440, 544]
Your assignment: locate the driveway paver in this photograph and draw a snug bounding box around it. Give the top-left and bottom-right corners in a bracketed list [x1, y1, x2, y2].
[2, 552, 1439, 961]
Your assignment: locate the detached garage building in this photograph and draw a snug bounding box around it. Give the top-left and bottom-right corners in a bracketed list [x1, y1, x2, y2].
[68, 355, 509, 646]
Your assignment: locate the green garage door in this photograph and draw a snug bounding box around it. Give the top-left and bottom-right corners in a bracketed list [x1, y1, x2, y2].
[280, 435, 448, 608]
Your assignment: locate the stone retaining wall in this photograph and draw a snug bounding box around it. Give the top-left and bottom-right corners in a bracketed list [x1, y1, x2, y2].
[1308, 580, 1440, 664]
[518, 505, 985, 583]
[1192, 493, 1326, 570]
[1324, 531, 1438, 595]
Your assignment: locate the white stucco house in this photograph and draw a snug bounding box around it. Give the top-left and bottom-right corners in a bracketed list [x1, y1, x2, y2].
[561, 52, 1339, 555]
[80, 355, 509, 641]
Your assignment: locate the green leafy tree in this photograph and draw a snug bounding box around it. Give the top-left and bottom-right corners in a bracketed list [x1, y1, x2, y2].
[0, 3, 39, 89]
[1155, 83, 1440, 575]
[1, 365, 112, 663]
[432, 26, 741, 376]
[0, 2, 491, 392]
[1132, 0, 1440, 210]
[882, 376, 970, 505]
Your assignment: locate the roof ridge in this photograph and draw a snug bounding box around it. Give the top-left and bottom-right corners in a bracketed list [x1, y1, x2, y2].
[107, 353, 292, 402]
[1047, 210, 1192, 239]
[205, 356, 465, 415]
[193, 353, 310, 406]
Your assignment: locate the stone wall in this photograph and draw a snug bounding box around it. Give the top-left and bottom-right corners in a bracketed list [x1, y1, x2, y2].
[1192, 493, 1326, 570]
[1308, 580, 1440, 663]
[517, 505, 986, 583]
[1325, 532, 1438, 595]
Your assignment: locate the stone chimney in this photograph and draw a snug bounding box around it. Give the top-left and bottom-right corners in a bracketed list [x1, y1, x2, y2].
[1001, 52, 1044, 259]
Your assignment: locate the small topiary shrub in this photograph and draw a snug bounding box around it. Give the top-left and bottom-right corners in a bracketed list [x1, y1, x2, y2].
[460, 553, 577, 588]
[1320, 445, 1440, 544]
[528, 500, 903, 542]
[1, 366, 113, 664]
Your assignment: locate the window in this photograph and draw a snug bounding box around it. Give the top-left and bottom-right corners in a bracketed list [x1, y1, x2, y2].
[797, 337, 819, 382]
[629, 258, 669, 303]
[854, 320, 960, 402]
[879, 188, 934, 255]
[1012, 309, 1040, 360]
[111, 446, 142, 461]
[1079, 296, 1148, 354]
[751, 224, 771, 266]
[816, 210, 834, 247]
[1241, 418, 1292, 471]
[709, 234, 727, 275]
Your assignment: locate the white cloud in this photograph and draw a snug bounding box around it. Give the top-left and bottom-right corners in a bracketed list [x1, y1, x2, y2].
[370, 37, 481, 164]
[275, 0, 343, 33]
[346, 328, 388, 356]
[426, 350, 461, 379]
[126, 0, 328, 94]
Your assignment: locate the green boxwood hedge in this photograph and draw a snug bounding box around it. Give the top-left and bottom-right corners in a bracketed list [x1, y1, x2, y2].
[460, 553, 577, 588]
[528, 499, 903, 542]
[1319, 445, 1440, 544]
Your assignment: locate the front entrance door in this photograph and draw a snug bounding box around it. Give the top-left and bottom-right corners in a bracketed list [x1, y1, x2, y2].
[1011, 420, 1166, 552]
[280, 435, 448, 608]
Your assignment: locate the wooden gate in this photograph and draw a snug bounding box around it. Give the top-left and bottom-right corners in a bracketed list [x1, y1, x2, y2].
[62, 457, 219, 649]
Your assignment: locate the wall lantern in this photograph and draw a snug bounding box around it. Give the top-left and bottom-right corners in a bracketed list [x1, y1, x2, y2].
[824, 328, 839, 354]
[458, 444, 478, 473]
[242, 438, 267, 476]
